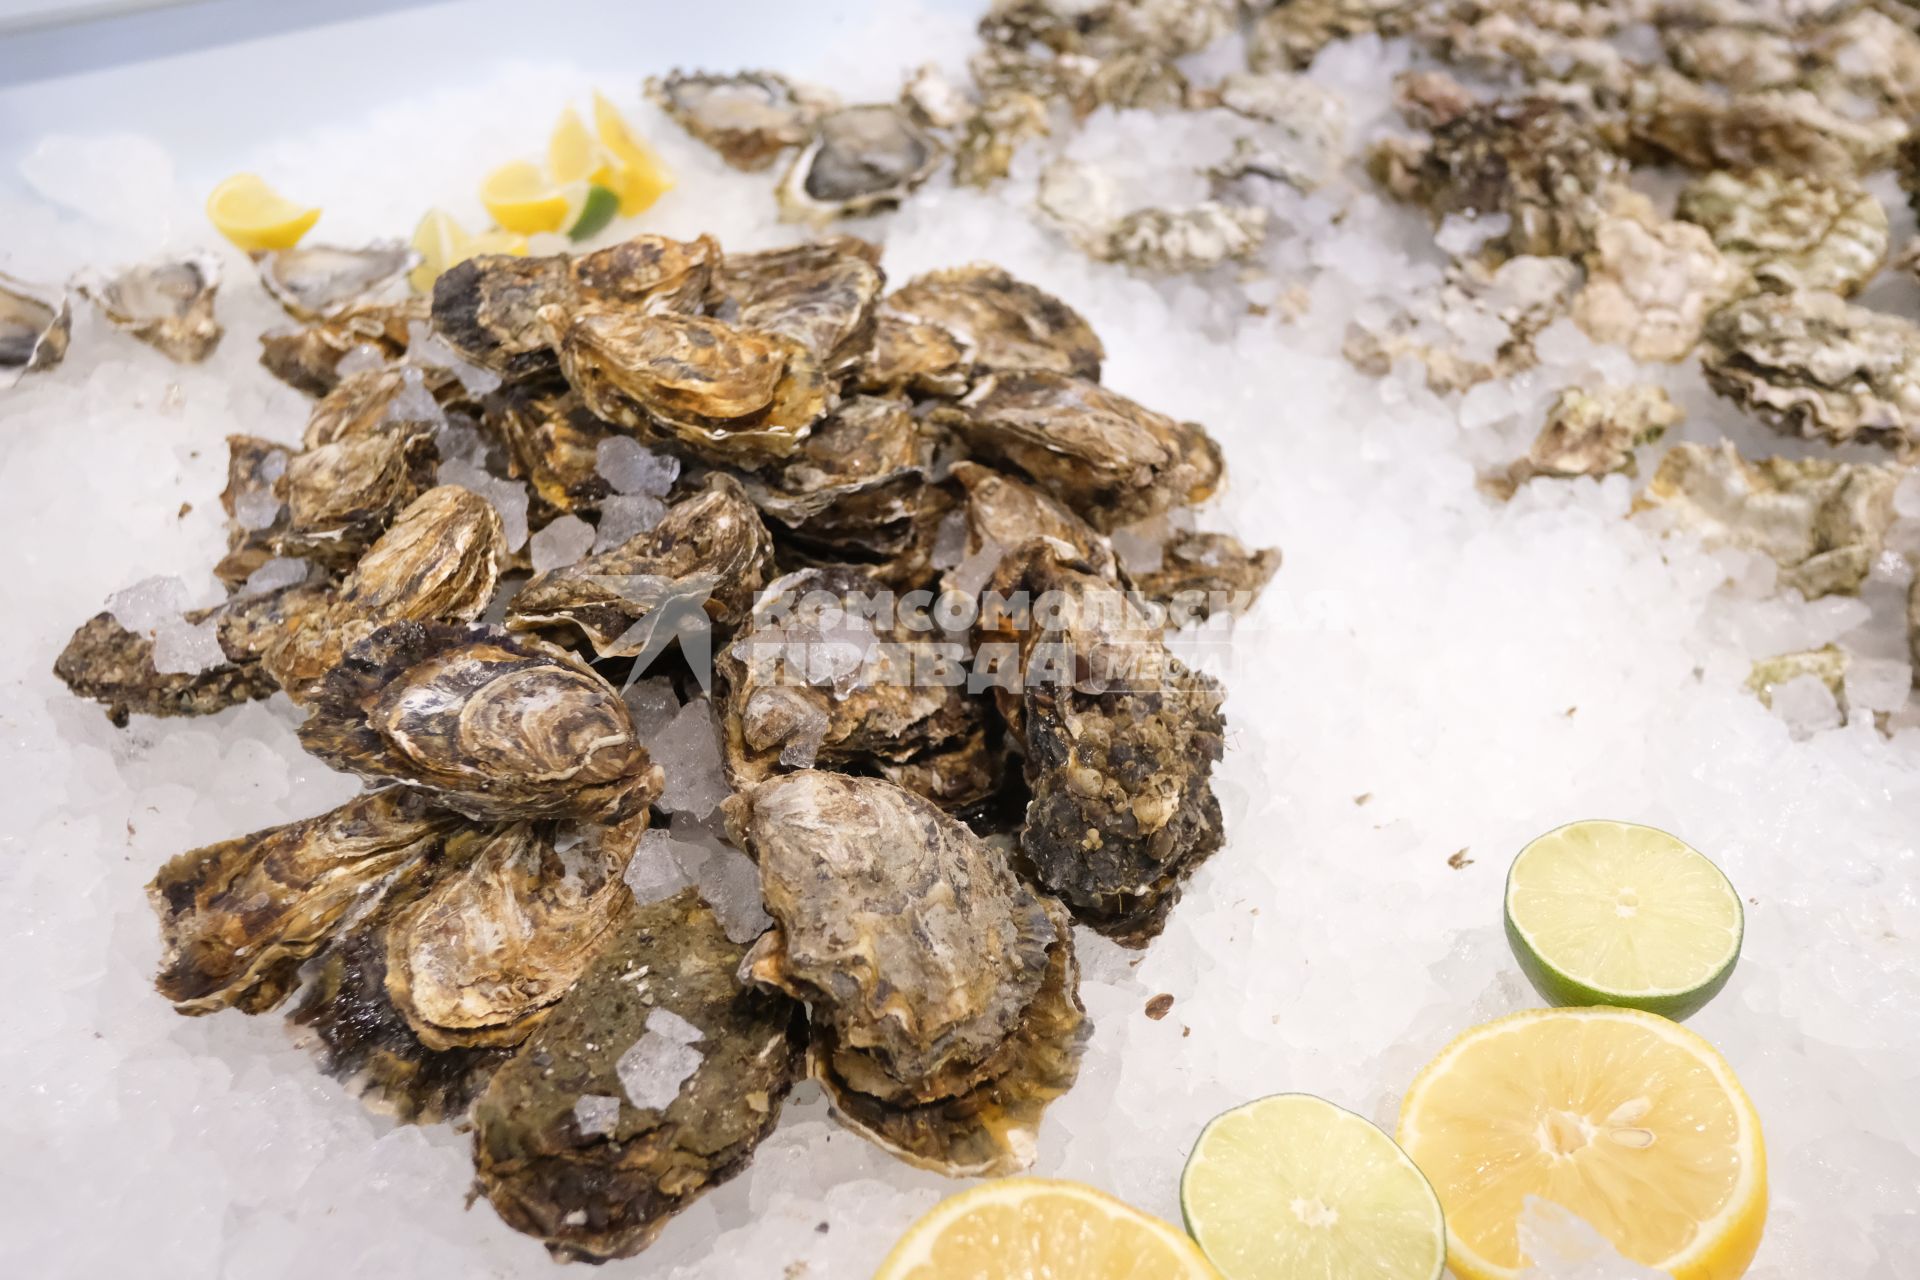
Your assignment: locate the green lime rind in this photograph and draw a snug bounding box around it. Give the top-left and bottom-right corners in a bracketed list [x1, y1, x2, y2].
[1179, 1092, 1446, 1280]
[567, 184, 620, 241]
[1503, 820, 1743, 1022]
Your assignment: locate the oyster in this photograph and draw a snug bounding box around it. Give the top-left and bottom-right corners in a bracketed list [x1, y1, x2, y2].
[1617, 68, 1907, 178]
[569, 233, 719, 316]
[645, 70, 834, 170]
[1249, 0, 1415, 70]
[259, 298, 425, 397]
[75, 252, 222, 363]
[711, 237, 884, 375]
[1342, 254, 1581, 395]
[859, 313, 973, 398]
[1662, 23, 1801, 95]
[1210, 71, 1349, 194]
[715, 566, 990, 802]
[1675, 168, 1887, 297]
[1699, 291, 1920, 449]
[1746, 645, 1849, 714]
[215, 431, 292, 589]
[256, 242, 415, 321]
[508, 473, 775, 659]
[430, 253, 573, 378]
[1570, 189, 1747, 363]
[1129, 529, 1281, 619]
[952, 87, 1051, 189]
[1038, 159, 1269, 273]
[471, 888, 804, 1262]
[881, 263, 1103, 384]
[298, 622, 664, 823]
[544, 303, 828, 465]
[947, 459, 1118, 587]
[984, 545, 1226, 943]
[483, 383, 620, 516]
[273, 428, 438, 570]
[1637, 441, 1903, 599]
[944, 370, 1223, 530]
[53, 607, 280, 726]
[1805, 8, 1920, 114]
[0, 272, 71, 388]
[302, 366, 439, 449]
[1368, 96, 1620, 259]
[1506, 384, 1682, 486]
[150, 789, 464, 1014]
[776, 104, 942, 223]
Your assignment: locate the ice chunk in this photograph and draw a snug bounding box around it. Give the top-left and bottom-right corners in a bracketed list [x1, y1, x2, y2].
[1768, 673, 1845, 737]
[233, 486, 284, 532]
[1517, 1198, 1667, 1278]
[20, 132, 176, 233]
[1435, 212, 1509, 257]
[930, 509, 968, 570]
[333, 343, 387, 378]
[622, 828, 695, 904]
[438, 458, 529, 551]
[777, 702, 830, 769]
[622, 677, 681, 741]
[529, 514, 594, 573]
[405, 320, 502, 397]
[240, 557, 309, 597]
[595, 437, 679, 497]
[1845, 658, 1911, 714]
[645, 1008, 703, 1045]
[652, 700, 732, 818]
[616, 1025, 704, 1112]
[107, 575, 188, 634]
[669, 819, 772, 944]
[383, 367, 445, 431]
[152, 616, 225, 675]
[571, 1094, 621, 1138]
[592, 493, 668, 552]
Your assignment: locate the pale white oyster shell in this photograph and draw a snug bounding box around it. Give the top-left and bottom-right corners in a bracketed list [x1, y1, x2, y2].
[75, 252, 223, 364]
[1571, 190, 1747, 363]
[0, 272, 71, 389]
[1676, 169, 1886, 297]
[257, 243, 417, 321]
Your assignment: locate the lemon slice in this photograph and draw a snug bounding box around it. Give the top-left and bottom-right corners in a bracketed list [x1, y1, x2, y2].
[1181, 1094, 1445, 1280]
[593, 90, 674, 215]
[206, 174, 320, 252]
[550, 106, 615, 188]
[480, 160, 580, 235]
[874, 1177, 1221, 1280]
[408, 208, 527, 293]
[1506, 820, 1743, 1019]
[1397, 1007, 1767, 1280]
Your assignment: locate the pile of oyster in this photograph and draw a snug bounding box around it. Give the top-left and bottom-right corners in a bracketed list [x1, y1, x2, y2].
[55, 229, 1274, 1260]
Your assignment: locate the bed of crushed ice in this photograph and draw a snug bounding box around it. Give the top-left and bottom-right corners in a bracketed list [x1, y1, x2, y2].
[3, 11, 1917, 1280]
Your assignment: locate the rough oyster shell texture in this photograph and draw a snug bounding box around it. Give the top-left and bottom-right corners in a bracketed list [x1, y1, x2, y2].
[0, 272, 71, 388]
[1676, 168, 1888, 297]
[75, 252, 223, 363]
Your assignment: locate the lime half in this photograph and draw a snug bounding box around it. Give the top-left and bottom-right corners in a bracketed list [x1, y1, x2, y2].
[1181, 1094, 1445, 1280]
[1504, 819, 1742, 1020]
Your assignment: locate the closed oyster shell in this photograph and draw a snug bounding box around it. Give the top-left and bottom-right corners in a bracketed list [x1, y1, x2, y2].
[298, 622, 663, 823]
[1570, 189, 1747, 363]
[711, 237, 884, 375]
[1700, 291, 1920, 449]
[946, 370, 1223, 530]
[777, 104, 943, 223]
[259, 298, 426, 396]
[54, 608, 281, 727]
[813, 897, 1087, 1177]
[856, 313, 973, 398]
[302, 366, 437, 449]
[1130, 529, 1281, 619]
[431, 253, 573, 377]
[1618, 67, 1907, 178]
[273, 428, 439, 570]
[0, 272, 71, 388]
[569, 233, 719, 316]
[484, 383, 620, 516]
[508, 473, 774, 659]
[729, 771, 1056, 1094]
[544, 303, 828, 465]
[1250, 0, 1415, 70]
[1507, 384, 1682, 486]
[256, 242, 416, 321]
[1676, 168, 1888, 297]
[984, 546, 1226, 944]
[149, 789, 464, 1015]
[76, 252, 222, 363]
[1636, 440, 1903, 599]
[471, 888, 804, 1263]
[880, 264, 1103, 383]
[646, 70, 834, 171]
[947, 460, 1118, 588]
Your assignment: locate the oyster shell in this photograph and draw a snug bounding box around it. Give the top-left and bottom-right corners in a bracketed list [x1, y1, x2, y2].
[1038, 158, 1269, 272]
[484, 383, 620, 516]
[259, 298, 426, 396]
[150, 789, 464, 1014]
[471, 888, 804, 1262]
[257, 242, 415, 321]
[880, 263, 1103, 383]
[0, 272, 71, 388]
[711, 237, 884, 375]
[1675, 168, 1888, 297]
[729, 771, 1056, 1093]
[1570, 189, 1747, 363]
[1699, 291, 1920, 449]
[273, 428, 439, 570]
[569, 233, 719, 316]
[1342, 254, 1580, 395]
[302, 366, 439, 450]
[1507, 384, 1682, 486]
[776, 104, 943, 223]
[645, 70, 834, 171]
[431, 253, 573, 378]
[76, 252, 222, 363]
[1210, 70, 1349, 194]
[952, 87, 1051, 189]
[1249, 0, 1415, 70]
[947, 459, 1118, 587]
[1618, 67, 1907, 178]
[944, 370, 1223, 530]
[1129, 529, 1281, 620]
[1636, 441, 1903, 599]
[298, 622, 664, 823]
[507, 473, 774, 659]
[715, 566, 990, 803]
[1746, 645, 1849, 715]
[858, 313, 973, 398]
[984, 545, 1226, 944]
[544, 303, 828, 466]
[53, 607, 280, 726]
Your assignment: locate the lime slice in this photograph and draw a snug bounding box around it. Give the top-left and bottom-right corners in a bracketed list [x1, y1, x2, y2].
[1397, 1007, 1767, 1280]
[566, 184, 621, 240]
[1505, 820, 1742, 1019]
[206, 173, 320, 252]
[1181, 1094, 1445, 1280]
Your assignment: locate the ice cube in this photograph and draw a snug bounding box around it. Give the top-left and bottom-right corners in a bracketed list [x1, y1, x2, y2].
[652, 701, 732, 818]
[152, 616, 226, 675]
[645, 1008, 704, 1045]
[107, 575, 188, 634]
[596, 437, 680, 497]
[572, 1094, 622, 1138]
[405, 321, 502, 397]
[529, 515, 595, 573]
[439, 458, 529, 551]
[240, 557, 309, 596]
[615, 1030, 703, 1112]
[622, 828, 695, 904]
[623, 677, 682, 741]
[593, 494, 668, 552]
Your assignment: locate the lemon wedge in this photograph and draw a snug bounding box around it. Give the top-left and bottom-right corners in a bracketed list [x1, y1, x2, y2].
[550, 106, 615, 189]
[480, 160, 579, 235]
[206, 174, 320, 252]
[875, 1178, 1221, 1280]
[408, 208, 526, 294]
[592, 91, 674, 215]
[1397, 1007, 1766, 1280]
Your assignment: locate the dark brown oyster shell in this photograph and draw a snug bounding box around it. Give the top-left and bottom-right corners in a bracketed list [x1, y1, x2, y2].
[947, 460, 1119, 587]
[53, 609, 280, 727]
[484, 383, 620, 516]
[301, 366, 436, 450]
[76, 253, 223, 364]
[777, 104, 943, 222]
[985, 545, 1226, 944]
[298, 622, 663, 823]
[569, 233, 720, 316]
[431, 253, 573, 378]
[1130, 530, 1280, 620]
[645, 70, 833, 171]
[508, 473, 775, 658]
[149, 789, 465, 1015]
[879, 264, 1104, 384]
[711, 237, 885, 375]
[715, 566, 990, 805]
[259, 298, 425, 397]
[544, 303, 828, 466]
[944, 371, 1224, 530]
[470, 888, 805, 1263]
[856, 313, 973, 398]
[272, 428, 439, 570]
[728, 771, 1056, 1094]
